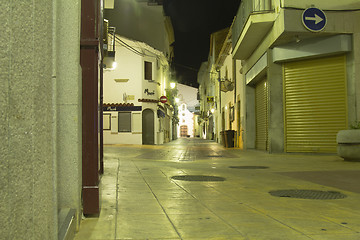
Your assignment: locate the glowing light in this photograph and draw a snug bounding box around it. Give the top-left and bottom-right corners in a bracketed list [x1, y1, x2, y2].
[175, 98, 179, 103]
[211, 108, 215, 113]
[112, 61, 117, 69]
[170, 82, 176, 89]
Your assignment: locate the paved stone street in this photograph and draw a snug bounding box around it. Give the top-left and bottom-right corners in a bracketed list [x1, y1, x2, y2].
[75, 138, 360, 240]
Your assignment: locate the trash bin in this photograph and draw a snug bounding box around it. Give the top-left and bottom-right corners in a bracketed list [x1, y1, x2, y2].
[220, 131, 226, 147]
[224, 130, 235, 148]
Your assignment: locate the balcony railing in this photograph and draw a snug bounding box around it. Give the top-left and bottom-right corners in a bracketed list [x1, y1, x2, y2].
[232, 0, 273, 49]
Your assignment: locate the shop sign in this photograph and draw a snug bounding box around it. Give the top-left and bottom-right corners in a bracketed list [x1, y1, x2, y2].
[207, 96, 214, 103]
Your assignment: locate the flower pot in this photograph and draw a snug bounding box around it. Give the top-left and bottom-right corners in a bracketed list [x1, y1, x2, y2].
[336, 129, 360, 161]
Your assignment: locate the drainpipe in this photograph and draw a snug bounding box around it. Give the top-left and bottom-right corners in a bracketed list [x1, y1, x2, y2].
[233, 59, 236, 110]
[233, 59, 237, 146]
[217, 69, 221, 115]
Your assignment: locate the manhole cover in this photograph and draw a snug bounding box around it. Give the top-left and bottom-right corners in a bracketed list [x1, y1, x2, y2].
[269, 190, 347, 200]
[229, 166, 269, 169]
[171, 175, 226, 182]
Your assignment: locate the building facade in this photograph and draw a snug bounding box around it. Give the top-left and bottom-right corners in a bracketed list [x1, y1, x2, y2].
[178, 103, 195, 137]
[198, 0, 360, 153]
[103, 35, 174, 145]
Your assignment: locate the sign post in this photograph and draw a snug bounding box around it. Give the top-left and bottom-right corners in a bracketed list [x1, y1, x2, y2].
[160, 96, 168, 103]
[302, 8, 327, 32]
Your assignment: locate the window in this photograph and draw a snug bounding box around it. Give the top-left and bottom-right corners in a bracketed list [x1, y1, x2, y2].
[118, 112, 131, 132]
[144, 61, 152, 80]
[103, 113, 111, 130]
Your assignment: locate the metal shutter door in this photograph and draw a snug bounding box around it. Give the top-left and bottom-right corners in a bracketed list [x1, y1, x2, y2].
[255, 78, 268, 151]
[284, 55, 347, 153]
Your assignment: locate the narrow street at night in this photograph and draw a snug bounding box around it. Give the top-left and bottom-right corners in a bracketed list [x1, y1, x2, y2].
[75, 138, 360, 240]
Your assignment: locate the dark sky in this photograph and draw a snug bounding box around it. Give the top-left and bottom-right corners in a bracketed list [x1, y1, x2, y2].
[163, 0, 241, 87]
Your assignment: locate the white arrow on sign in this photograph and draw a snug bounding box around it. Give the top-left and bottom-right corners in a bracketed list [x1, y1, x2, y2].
[305, 14, 324, 24]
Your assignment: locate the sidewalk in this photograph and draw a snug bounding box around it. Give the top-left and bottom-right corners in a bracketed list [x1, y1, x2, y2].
[74, 138, 360, 240]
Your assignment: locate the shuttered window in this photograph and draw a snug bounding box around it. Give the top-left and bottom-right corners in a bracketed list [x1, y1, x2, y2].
[284, 55, 347, 153]
[255, 78, 268, 151]
[144, 61, 152, 80]
[118, 112, 131, 132]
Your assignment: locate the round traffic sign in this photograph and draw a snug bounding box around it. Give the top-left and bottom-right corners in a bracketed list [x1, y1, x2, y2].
[302, 8, 326, 32]
[159, 96, 168, 103]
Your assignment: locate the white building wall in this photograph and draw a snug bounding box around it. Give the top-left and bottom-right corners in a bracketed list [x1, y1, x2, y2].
[220, 55, 234, 131]
[103, 44, 143, 104]
[103, 36, 170, 145]
[178, 104, 195, 137]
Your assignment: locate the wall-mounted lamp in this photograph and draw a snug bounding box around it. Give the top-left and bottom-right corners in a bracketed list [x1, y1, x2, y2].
[170, 82, 176, 89]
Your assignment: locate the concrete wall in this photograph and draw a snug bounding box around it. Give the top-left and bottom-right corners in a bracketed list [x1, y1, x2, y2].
[267, 50, 284, 153]
[56, 0, 82, 228]
[0, 2, 57, 239]
[0, 0, 82, 239]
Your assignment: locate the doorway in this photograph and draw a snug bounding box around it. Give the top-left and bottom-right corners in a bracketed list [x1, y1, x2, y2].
[180, 125, 188, 137]
[142, 109, 155, 145]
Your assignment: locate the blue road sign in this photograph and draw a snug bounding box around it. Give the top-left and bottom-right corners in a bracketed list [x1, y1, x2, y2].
[302, 8, 327, 32]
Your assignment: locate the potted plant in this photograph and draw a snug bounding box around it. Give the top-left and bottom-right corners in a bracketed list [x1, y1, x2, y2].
[337, 121, 360, 161]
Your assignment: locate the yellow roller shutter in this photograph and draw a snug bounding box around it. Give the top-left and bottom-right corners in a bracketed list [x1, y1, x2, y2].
[256, 78, 268, 151]
[284, 55, 347, 153]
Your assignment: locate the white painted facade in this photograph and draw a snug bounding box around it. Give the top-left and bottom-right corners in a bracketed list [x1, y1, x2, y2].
[103, 35, 173, 145]
[178, 103, 195, 138]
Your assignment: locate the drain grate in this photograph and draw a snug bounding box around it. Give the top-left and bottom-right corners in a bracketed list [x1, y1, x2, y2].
[229, 166, 269, 169]
[171, 175, 226, 182]
[207, 155, 224, 158]
[269, 189, 347, 200]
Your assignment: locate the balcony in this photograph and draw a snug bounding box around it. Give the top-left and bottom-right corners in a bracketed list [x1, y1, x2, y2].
[232, 0, 277, 60]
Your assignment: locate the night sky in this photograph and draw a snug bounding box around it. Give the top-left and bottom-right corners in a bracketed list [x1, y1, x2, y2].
[163, 0, 241, 87]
